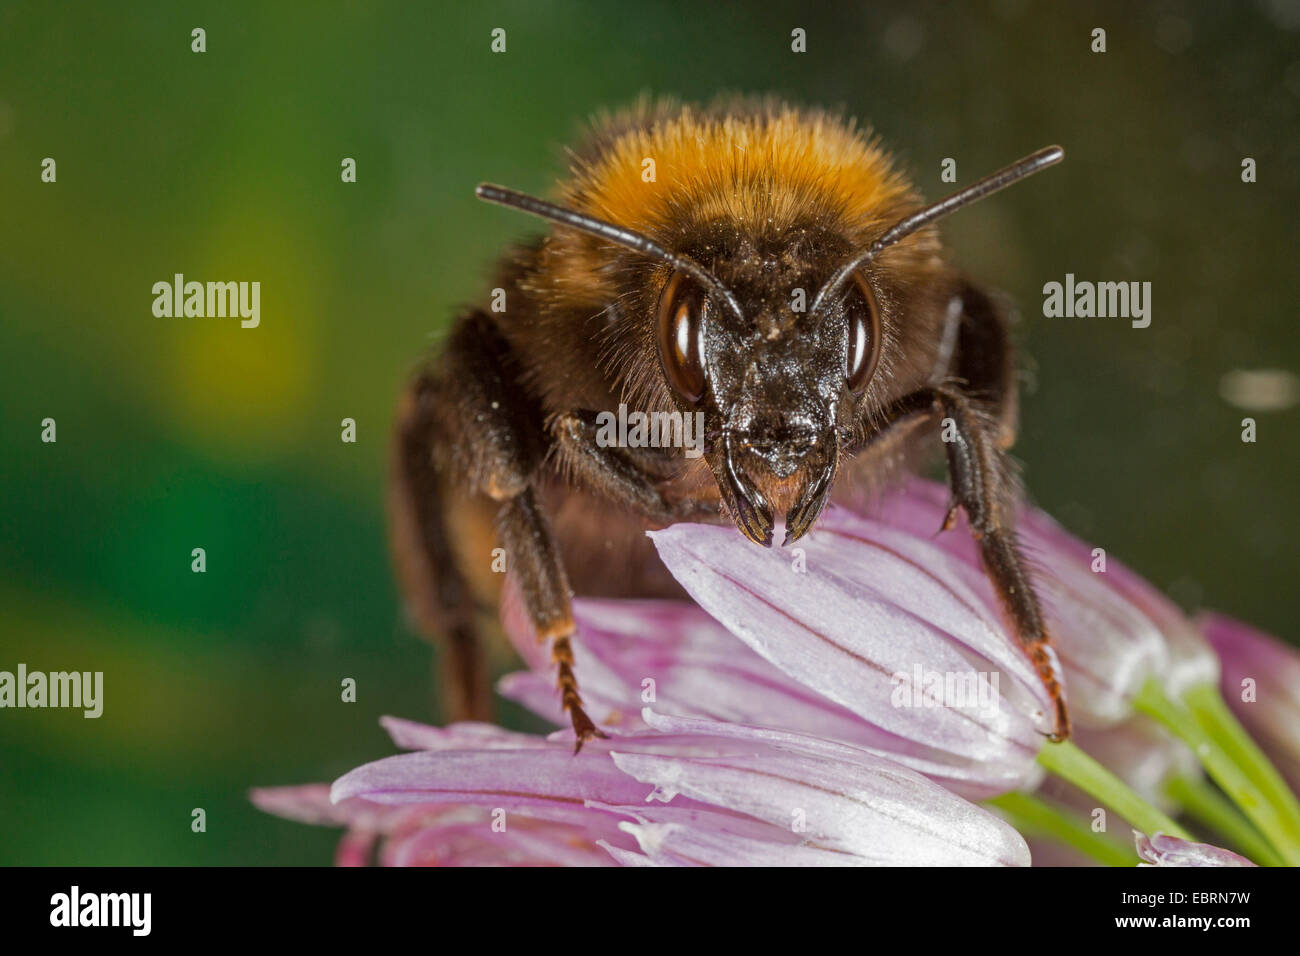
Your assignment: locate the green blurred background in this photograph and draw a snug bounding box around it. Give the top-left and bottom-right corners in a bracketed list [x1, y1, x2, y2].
[1, 1, 1296, 864]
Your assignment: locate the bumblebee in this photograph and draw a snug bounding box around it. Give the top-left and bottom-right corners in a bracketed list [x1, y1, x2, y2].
[389, 99, 1067, 749]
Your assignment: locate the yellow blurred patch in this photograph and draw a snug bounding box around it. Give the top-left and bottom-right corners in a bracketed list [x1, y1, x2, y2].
[161, 213, 320, 466]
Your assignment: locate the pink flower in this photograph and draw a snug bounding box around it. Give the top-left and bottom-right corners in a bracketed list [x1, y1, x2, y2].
[315, 716, 1031, 866]
[255, 489, 1292, 867]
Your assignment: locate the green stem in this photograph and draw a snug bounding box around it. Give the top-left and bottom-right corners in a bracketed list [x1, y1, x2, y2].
[1164, 775, 1283, 866]
[988, 791, 1139, 867]
[1182, 682, 1300, 838]
[1037, 739, 1191, 841]
[1135, 678, 1300, 864]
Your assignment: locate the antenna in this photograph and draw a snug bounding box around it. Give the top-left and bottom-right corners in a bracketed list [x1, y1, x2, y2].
[475, 184, 744, 321]
[811, 146, 1065, 315]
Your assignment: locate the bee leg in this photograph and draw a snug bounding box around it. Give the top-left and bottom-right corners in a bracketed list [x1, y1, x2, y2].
[948, 280, 1020, 449]
[871, 381, 1070, 743]
[391, 308, 550, 723]
[391, 313, 607, 749]
[552, 410, 711, 522]
[496, 485, 608, 752]
[933, 386, 1069, 743]
[944, 284, 1067, 739]
[390, 372, 491, 722]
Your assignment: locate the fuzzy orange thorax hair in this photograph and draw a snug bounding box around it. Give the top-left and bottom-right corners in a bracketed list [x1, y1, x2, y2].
[560, 100, 926, 245]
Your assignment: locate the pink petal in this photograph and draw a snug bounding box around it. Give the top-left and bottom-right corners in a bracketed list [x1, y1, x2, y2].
[1135, 832, 1256, 867]
[334, 830, 377, 867]
[875, 479, 1178, 726]
[499, 595, 1032, 798]
[639, 707, 1039, 799]
[503, 589, 877, 739]
[329, 739, 655, 824]
[250, 784, 351, 825]
[380, 716, 554, 752]
[1017, 498, 1218, 698]
[251, 783, 400, 830]
[330, 721, 1030, 865]
[617, 822, 855, 866]
[610, 733, 1031, 866]
[384, 818, 628, 867]
[648, 513, 1050, 779]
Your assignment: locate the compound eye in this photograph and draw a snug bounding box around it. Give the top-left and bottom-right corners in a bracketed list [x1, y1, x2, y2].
[656, 271, 707, 402]
[845, 272, 882, 393]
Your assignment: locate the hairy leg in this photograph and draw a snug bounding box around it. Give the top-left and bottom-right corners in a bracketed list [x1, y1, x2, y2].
[389, 312, 606, 748]
[390, 373, 489, 721]
[861, 283, 1069, 740]
[496, 486, 607, 750]
[551, 410, 714, 522]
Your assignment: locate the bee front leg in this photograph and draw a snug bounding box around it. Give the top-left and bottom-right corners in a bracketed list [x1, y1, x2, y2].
[552, 410, 713, 522]
[867, 382, 1070, 742]
[496, 486, 608, 752]
[391, 312, 605, 748]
